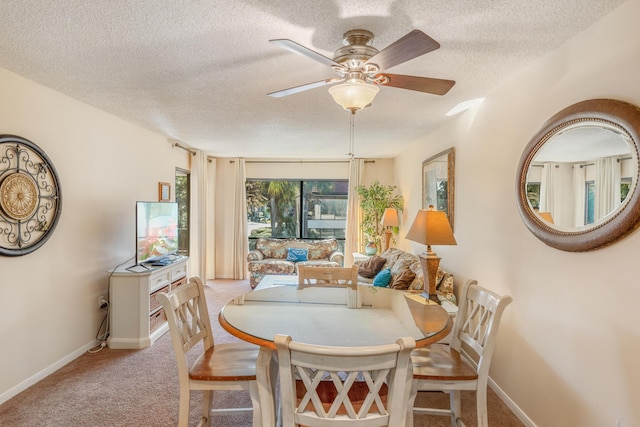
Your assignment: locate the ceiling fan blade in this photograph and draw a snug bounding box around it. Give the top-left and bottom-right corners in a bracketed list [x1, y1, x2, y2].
[366, 30, 440, 71]
[270, 39, 344, 68]
[375, 74, 455, 95]
[268, 78, 343, 98]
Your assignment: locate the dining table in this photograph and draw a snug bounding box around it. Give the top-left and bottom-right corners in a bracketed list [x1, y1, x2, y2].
[218, 276, 452, 427]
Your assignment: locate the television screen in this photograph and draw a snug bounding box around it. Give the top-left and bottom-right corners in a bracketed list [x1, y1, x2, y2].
[136, 201, 179, 264]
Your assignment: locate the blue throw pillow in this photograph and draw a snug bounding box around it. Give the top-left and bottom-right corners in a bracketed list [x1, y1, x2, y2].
[373, 268, 392, 287]
[286, 248, 308, 262]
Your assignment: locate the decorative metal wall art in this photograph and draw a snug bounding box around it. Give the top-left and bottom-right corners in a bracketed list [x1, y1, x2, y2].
[0, 135, 62, 256]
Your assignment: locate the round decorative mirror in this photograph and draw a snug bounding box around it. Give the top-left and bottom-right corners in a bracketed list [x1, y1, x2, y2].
[516, 99, 640, 251]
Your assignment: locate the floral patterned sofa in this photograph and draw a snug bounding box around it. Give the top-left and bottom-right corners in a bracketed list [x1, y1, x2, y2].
[355, 248, 456, 303]
[247, 238, 344, 289]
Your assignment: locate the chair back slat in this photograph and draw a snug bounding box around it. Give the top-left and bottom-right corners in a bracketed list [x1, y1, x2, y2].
[276, 334, 415, 426]
[157, 278, 214, 371]
[410, 279, 512, 427]
[298, 265, 358, 290]
[450, 280, 513, 376]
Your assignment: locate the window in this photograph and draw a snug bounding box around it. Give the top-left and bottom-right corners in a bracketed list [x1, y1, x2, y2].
[585, 181, 595, 225]
[246, 179, 348, 251]
[175, 168, 190, 257]
[584, 179, 632, 225]
[526, 183, 541, 210]
[621, 177, 632, 202]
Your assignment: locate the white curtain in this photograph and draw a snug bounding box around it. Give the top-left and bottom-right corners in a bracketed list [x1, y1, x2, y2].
[595, 157, 621, 220]
[344, 158, 364, 267]
[540, 162, 557, 216]
[205, 158, 216, 279]
[572, 164, 586, 227]
[190, 151, 210, 281]
[231, 159, 248, 279]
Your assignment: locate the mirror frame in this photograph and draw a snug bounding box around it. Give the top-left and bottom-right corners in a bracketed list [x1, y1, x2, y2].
[516, 98, 640, 251]
[423, 147, 455, 229]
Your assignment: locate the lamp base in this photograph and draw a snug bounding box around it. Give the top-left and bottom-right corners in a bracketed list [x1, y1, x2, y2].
[383, 229, 392, 252]
[418, 250, 441, 304]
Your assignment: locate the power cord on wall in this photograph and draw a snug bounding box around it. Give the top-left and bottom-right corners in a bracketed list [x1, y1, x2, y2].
[88, 305, 110, 353]
[88, 255, 135, 354]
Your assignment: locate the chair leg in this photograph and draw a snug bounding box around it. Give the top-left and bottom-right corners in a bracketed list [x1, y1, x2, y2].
[178, 387, 191, 427]
[476, 386, 488, 427]
[450, 390, 461, 427]
[406, 381, 418, 427]
[249, 381, 262, 427]
[201, 390, 212, 427]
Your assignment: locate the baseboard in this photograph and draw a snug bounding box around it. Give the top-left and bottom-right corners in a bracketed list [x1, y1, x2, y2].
[0, 339, 100, 405]
[489, 377, 537, 427]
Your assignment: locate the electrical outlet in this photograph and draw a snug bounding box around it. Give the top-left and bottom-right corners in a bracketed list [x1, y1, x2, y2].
[98, 296, 109, 309]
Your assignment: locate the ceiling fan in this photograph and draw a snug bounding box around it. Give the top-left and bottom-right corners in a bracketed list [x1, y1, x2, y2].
[267, 29, 455, 108]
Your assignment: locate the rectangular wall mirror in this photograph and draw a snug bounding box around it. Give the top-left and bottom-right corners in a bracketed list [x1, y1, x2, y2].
[422, 147, 455, 229]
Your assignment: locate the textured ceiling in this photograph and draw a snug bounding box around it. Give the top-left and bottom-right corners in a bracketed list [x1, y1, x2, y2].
[0, 0, 627, 159]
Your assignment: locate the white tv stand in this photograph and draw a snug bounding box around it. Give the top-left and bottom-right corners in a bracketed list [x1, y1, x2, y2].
[107, 256, 188, 349]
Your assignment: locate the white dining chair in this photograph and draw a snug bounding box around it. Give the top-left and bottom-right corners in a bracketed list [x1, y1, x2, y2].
[298, 265, 360, 307]
[275, 333, 415, 426]
[157, 277, 262, 427]
[407, 279, 513, 427]
[297, 265, 358, 290]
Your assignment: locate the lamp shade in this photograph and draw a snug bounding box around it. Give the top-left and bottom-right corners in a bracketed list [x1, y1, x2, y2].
[405, 208, 457, 246]
[380, 208, 399, 227]
[328, 80, 380, 111]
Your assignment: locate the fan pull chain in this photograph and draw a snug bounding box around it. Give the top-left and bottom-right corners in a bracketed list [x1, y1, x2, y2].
[349, 109, 355, 159]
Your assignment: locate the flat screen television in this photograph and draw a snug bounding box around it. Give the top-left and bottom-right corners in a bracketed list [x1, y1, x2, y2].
[136, 201, 179, 264]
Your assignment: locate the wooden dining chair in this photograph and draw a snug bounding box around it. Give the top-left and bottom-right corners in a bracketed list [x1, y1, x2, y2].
[275, 334, 416, 426]
[297, 265, 358, 290]
[157, 277, 261, 427]
[407, 279, 513, 427]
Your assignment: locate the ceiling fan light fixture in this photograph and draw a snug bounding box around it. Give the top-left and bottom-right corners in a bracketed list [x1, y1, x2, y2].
[328, 80, 379, 112]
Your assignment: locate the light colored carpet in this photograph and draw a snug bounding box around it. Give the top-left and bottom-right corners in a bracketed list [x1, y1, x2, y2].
[0, 278, 524, 426]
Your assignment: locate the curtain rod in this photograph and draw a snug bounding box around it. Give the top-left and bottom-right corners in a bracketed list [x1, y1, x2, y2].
[172, 142, 196, 156]
[534, 156, 632, 168]
[228, 159, 375, 164]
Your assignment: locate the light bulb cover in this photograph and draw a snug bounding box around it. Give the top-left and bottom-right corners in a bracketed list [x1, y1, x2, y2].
[328, 80, 380, 111]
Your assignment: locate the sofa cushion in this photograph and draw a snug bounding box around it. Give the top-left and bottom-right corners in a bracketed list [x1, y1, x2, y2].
[389, 253, 417, 277]
[408, 262, 424, 291]
[437, 269, 456, 303]
[256, 238, 291, 259]
[390, 268, 416, 290]
[379, 248, 406, 268]
[306, 239, 340, 260]
[358, 255, 386, 278]
[247, 259, 296, 275]
[286, 248, 308, 262]
[373, 268, 392, 287]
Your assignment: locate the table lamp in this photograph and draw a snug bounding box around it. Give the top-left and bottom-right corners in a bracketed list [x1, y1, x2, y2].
[405, 206, 457, 303]
[380, 208, 399, 252]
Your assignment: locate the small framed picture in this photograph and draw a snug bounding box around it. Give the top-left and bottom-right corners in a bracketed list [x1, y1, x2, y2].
[158, 182, 170, 202]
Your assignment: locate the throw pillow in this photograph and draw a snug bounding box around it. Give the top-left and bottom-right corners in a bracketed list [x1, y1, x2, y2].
[286, 248, 308, 262]
[358, 255, 386, 278]
[372, 268, 392, 287]
[391, 268, 416, 290]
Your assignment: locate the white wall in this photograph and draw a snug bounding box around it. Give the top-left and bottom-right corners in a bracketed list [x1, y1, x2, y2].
[395, 0, 640, 425]
[0, 67, 190, 402]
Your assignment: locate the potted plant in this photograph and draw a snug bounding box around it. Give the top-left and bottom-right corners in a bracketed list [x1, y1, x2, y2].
[356, 181, 404, 254]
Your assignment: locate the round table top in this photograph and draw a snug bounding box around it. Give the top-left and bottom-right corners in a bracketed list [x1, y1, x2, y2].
[219, 284, 451, 350]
